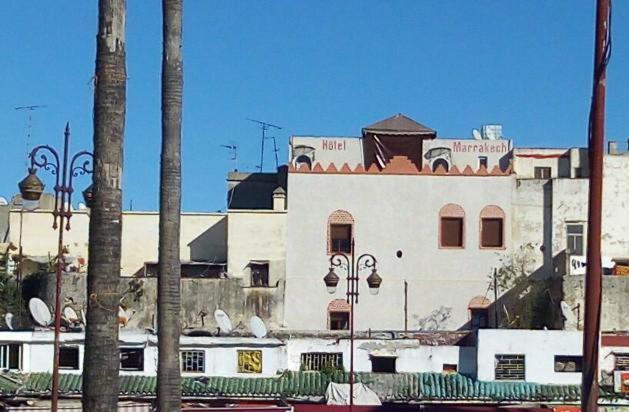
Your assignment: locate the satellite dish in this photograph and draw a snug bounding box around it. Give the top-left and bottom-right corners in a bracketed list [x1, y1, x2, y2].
[63, 306, 78, 323]
[250, 316, 267, 338]
[0, 197, 8, 206]
[29, 297, 52, 327]
[472, 129, 482, 140]
[214, 309, 233, 334]
[78, 203, 87, 210]
[5, 313, 14, 330]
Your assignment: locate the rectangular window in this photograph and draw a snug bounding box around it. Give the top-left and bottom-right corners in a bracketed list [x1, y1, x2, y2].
[120, 348, 144, 371]
[616, 354, 629, 371]
[441, 217, 463, 248]
[330, 224, 352, 253]
[534, 167, 552, 179]
[478, 156, 488, 169]
[495, 354, 525, 381]
[0, 344, 22, 370]
[554, 355, 583, 372]
[181, 350, 205, 373]
[481, 218, 504, 248]
[443, 364, 458, 373]
[300, 352, 344, 371]
[371, 356, 397, 373]
[329, 311, 349, 330]
[59, 346, 80, 370]
[250, 262, 270, 287]
[566, 224, 584, 256]
[470, 308, 489, 329]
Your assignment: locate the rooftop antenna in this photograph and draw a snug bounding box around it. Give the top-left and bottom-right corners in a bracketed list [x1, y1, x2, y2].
[220, 144, 239, 171]
[247, 118, 281, 172]
[266, 135, 280, 169]
[15, 105, 47, 170]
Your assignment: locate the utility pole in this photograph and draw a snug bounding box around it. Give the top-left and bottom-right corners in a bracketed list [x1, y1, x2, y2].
[582, 0, 610, 411]
[493, 268, 499, 328]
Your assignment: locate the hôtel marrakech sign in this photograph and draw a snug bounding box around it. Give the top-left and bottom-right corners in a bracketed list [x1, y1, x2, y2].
[452, 141, 509, 153]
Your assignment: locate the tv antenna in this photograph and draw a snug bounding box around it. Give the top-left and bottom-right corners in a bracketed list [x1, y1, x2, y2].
[220, 144, 239, 171]
[15, 105, 47, 170]
[247, 118, 281, 172]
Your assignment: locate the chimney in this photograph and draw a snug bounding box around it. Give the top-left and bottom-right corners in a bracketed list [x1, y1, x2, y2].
[608, 141, 618, 155]
[272, 187, 286, 211]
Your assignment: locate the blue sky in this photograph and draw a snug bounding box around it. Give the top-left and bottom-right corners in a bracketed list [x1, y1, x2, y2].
[1, 2, 627, 212]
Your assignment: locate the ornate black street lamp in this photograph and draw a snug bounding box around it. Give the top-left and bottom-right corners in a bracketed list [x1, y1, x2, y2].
[18, 124, 93, 412]
[323, 239, 382, 410]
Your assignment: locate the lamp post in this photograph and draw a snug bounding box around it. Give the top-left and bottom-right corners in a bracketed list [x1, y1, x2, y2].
[18, 124, 93, 412]
[323, 239, 382, 411]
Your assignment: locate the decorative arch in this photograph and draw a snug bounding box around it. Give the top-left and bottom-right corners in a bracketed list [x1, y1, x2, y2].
[479, 205, 505, 249]
[328, 210, 354, 254]
[439, 204, 465, 248]
[468, 296, 490, 329]
[327, 299, 351, 330]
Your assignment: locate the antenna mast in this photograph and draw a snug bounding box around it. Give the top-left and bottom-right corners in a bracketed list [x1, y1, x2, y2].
[15, 105, 47, 170]
[247, 118, 281, 172]
[220, 144, 239, 171]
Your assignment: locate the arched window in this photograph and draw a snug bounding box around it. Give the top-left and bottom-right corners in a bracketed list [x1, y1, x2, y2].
[432, 158, 450, 172]
[468, 296, 490, 329]
[480, 205, 505, 248]
[328, 210, 354, 253]
[327, 299, 350, 330]
[295, 155, 312, 169]
[439, 204, 465, 248]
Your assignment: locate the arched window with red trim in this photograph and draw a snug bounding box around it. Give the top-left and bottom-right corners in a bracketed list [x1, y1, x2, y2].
[439, 204, 465, 248]
[328, 210, 354, 253]
[480, 205, 505, 249]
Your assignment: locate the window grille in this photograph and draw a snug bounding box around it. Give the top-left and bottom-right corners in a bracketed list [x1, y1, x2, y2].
[181, 350, 205, 373]
[495, 354, 525, 381]
[616, 354, 629, 371]
[300, 352, 343, 371]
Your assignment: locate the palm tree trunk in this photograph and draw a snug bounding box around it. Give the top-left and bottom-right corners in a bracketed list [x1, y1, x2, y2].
[82, 0, 126, 410]
[157, 0, 183, 410]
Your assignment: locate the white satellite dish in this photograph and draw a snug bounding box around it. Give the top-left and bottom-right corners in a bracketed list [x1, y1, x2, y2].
[29, 297, 52, 327]
[214, 309, 233, 334]
[118, 306, 129, 327]
[5, 313, 14, 330]
[249, 316, 267, 338]
[78, 203, 87, 210]
[63, 306, 79, 323]
[472, 129, 483, 140]
[0, 197, 8, 206]
[22, 199, 39, 211]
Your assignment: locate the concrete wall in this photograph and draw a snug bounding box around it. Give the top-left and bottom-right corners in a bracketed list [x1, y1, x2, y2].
[476, 329, 582, 384]
[8, 210, 227, 276]
[227, 210, 287, 287]
[284, 172, 514, 331]
[24, 271, 285, 331]
[285, 338, 475, 375]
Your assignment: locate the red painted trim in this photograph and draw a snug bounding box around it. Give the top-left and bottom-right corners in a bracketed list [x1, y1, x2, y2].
[516, 153, 568, 159]
[602, 335, 629, 347]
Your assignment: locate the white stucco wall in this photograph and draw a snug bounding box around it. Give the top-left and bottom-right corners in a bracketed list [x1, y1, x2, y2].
[476, 329, 582, 384]
[290, 136, 364, 169]
[284, 172, 514, 331]
[8, 210, 227, 276]
[227, 210, 287, 286]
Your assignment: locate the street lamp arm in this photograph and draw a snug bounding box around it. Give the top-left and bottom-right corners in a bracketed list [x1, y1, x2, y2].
[65, 151, 94, 230]
[356, 253, 377, 270]
[329, 253, 351, 275]
[29, 145, 60, 180]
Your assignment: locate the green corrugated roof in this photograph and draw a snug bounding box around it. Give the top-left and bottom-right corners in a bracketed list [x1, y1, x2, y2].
[0, 371, 585, 403]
